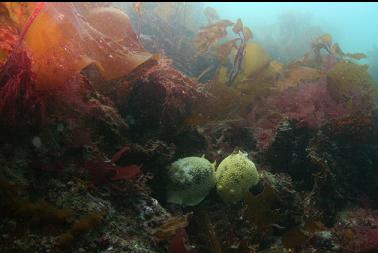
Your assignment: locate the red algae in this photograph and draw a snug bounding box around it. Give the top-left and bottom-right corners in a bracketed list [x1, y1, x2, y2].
[1, 3, 378, 253]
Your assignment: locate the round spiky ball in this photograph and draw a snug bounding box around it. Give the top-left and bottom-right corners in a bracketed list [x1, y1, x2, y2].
[216, 151, 259, 203]
[166, 156, 216, 206]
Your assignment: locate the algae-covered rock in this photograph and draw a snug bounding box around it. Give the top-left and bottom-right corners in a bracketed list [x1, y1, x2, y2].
[215, 151, 259, 203]
[166, 156, 216, 206]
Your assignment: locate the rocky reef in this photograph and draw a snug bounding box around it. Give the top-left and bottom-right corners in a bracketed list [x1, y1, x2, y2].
[0, 2, 378, 253]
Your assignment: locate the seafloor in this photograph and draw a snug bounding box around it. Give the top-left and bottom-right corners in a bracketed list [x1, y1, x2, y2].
[1, 3, 378, 253]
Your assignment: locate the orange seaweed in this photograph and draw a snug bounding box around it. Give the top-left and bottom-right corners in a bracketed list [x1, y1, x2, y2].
[1, 2, 37, 28]
[232, 18, 243, 35]
[276, 66, 325, 91]
[244, 185, 282, 229]
[194, 19, 234, 55]
[152, 213, 193, 242]
[215, 38, 240, 64]
[327, 61, 377, 110]
[345, 52, 367, 60]
[242, 26, 253, 41]
[22, 3, 151, 89]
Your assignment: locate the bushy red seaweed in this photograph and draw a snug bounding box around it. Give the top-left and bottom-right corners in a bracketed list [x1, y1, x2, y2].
[111, 164, 142, 180]
[248, 77, 348, 149]
[0, 3, 46, 126]
[0, 48, 45, 126]
[333, 208, 378, 253]
[85, 144, 143, 185]
[85, 159, 142, 184]
[169, 228, 196, 253]
[349, 227, 378, 253]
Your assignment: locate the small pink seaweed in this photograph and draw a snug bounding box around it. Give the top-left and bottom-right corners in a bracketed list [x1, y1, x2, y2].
[111, 145, 131, 164]
[111, 164, 142, 181]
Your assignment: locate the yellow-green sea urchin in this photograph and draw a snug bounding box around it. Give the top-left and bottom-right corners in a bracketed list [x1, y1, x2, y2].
[166, 156, 216, 206]
[215, 151, 259, 203]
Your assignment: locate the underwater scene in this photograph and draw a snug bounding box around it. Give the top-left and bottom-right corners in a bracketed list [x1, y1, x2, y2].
[1, 2, 378, 252]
